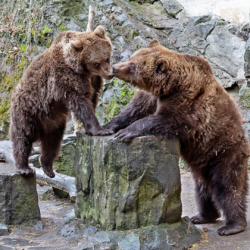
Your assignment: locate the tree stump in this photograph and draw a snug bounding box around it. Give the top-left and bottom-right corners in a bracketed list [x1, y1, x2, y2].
[75, 132, 182, 231]
[0, 163, 40, 225]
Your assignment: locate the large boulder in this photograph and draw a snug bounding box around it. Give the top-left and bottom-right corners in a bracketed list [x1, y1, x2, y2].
[0, 163, 40, 225]
[75, 132, 182, 231]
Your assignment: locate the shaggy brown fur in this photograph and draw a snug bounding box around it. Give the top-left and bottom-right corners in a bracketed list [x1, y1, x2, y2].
[104, 39, 250, 236]
[10, 26, 114, 178]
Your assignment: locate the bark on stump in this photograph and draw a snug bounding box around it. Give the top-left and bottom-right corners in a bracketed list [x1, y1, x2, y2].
[75, 132, 182, 231]
[0, 163, 40, 225]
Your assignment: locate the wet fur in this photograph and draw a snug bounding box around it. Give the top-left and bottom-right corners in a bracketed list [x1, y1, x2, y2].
[104, 40, 250, 236]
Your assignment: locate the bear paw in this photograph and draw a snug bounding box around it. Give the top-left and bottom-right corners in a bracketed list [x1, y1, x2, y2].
[86, 128, 114, 136]
[115, 129, 141, 142]
[190, 214, 218, 224]
[218, 223, 247, 236]
[103, 123, 120, 133]
[16, 166, 35, 176]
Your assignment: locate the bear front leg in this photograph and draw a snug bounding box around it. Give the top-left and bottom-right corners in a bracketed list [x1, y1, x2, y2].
[115, 115, 177, 142]
[103, 90, 157, 133]
[70, 96, 113, 136]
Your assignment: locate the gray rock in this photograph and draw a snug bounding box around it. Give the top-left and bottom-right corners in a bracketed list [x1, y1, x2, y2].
[60, 221, 80, 237]
[83, 226, 98, 236]
[176, 16, 215, 53]
[115, 14, 127, 25]
[65, 119, 74, 134]
[33, 220, 43, 230]
[0, 223, 8, 236]
[78, 14, 87, 21]
[100, 16, 110, 26]
[246, 110, 250, 123]
[120, 49, 133, 62]
[131, 36, 147, 51]
[53, 136, 77, 176]
[112, 6, 123, 15]
[99, 0, 116, 8]
[119, 233, 140, 250]
[90, 231, 110, 243]
[74, 243, 95, 250]
[0, 163, 41, 225]
[205, 23, 246, 83]
[0, 153, 5, 163]
[67, 20, 83, 32]
[121, 21, 139, 41]
[245, 37, 250, 79]
[75, 133, 181, 231]
[160, 0, 183, 17]
[116, 36, 127, 48]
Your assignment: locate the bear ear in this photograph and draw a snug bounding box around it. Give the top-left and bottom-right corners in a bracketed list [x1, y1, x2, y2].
[94, 26, 105, 38]
[70, 39, 83, 50]
[156, 59, 168, 74]
[149, 39, 160, 48]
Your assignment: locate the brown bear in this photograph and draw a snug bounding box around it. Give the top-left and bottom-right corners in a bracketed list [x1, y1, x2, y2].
[10, 26, 114, 178]
[104, 39, 250, 236]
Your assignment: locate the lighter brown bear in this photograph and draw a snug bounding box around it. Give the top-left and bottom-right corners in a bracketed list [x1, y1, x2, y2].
[10, 26, 114, 178]
[104, 39, 250, 236]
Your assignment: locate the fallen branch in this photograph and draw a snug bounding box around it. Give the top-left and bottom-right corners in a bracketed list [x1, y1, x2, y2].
[86, 5, 95, 32]
[32, 166, 77, 201]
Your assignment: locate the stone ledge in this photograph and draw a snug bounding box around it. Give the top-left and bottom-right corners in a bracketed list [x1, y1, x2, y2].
[0, 163, 41, 225]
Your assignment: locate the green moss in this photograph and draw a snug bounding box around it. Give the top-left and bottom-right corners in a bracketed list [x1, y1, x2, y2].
[19, 44, 26, 52]
[0, 99, 11, 124]
[59, 23, 69, 32]
[154, 4, 161, 10]
[9, 54, 14, 59]
[120, 85, 134, 105]
[0, 57, 29, 127]
[42, 24, 52, 34]
[240, 86, 250, 108]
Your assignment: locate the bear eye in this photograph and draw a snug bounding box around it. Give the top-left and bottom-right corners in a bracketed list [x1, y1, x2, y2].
[94, 63, 100, 68]
[106, 57, 110, 63]
[130, 64, 136, 71]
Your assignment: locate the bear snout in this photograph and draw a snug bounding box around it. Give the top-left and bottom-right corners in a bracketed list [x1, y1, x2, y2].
[108, 73, 114, 79]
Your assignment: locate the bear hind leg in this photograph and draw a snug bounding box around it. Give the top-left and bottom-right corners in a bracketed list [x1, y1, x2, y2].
[191, 180, 221, 224]
[13, 137, 34, 175]
[39, 125, 65, 178]
[212, 176, 247, 236]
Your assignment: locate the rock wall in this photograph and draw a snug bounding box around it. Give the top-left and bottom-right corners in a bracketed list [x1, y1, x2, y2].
[0, 0, 249, 139]
[177, 0, 250, 23]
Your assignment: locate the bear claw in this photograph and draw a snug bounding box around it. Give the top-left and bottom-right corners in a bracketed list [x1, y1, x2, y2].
[16, 167, 35, 176]
[190, 214, 219, 224]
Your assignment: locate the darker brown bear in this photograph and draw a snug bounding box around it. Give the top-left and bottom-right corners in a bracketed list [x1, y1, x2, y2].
[104, 39, 250, 236]
[10, 26, 114, 178]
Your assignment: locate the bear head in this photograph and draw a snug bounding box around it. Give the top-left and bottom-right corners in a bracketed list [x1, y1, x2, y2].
[112, 39, 179, 96]
[56, 26, 113, 80]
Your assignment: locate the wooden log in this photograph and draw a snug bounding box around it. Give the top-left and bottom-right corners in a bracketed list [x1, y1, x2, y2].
[32, 167, 76, 201]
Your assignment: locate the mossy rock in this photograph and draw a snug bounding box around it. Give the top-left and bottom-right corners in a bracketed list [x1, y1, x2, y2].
[75, 132, 182, 231]
[0, 163, 40, 225]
